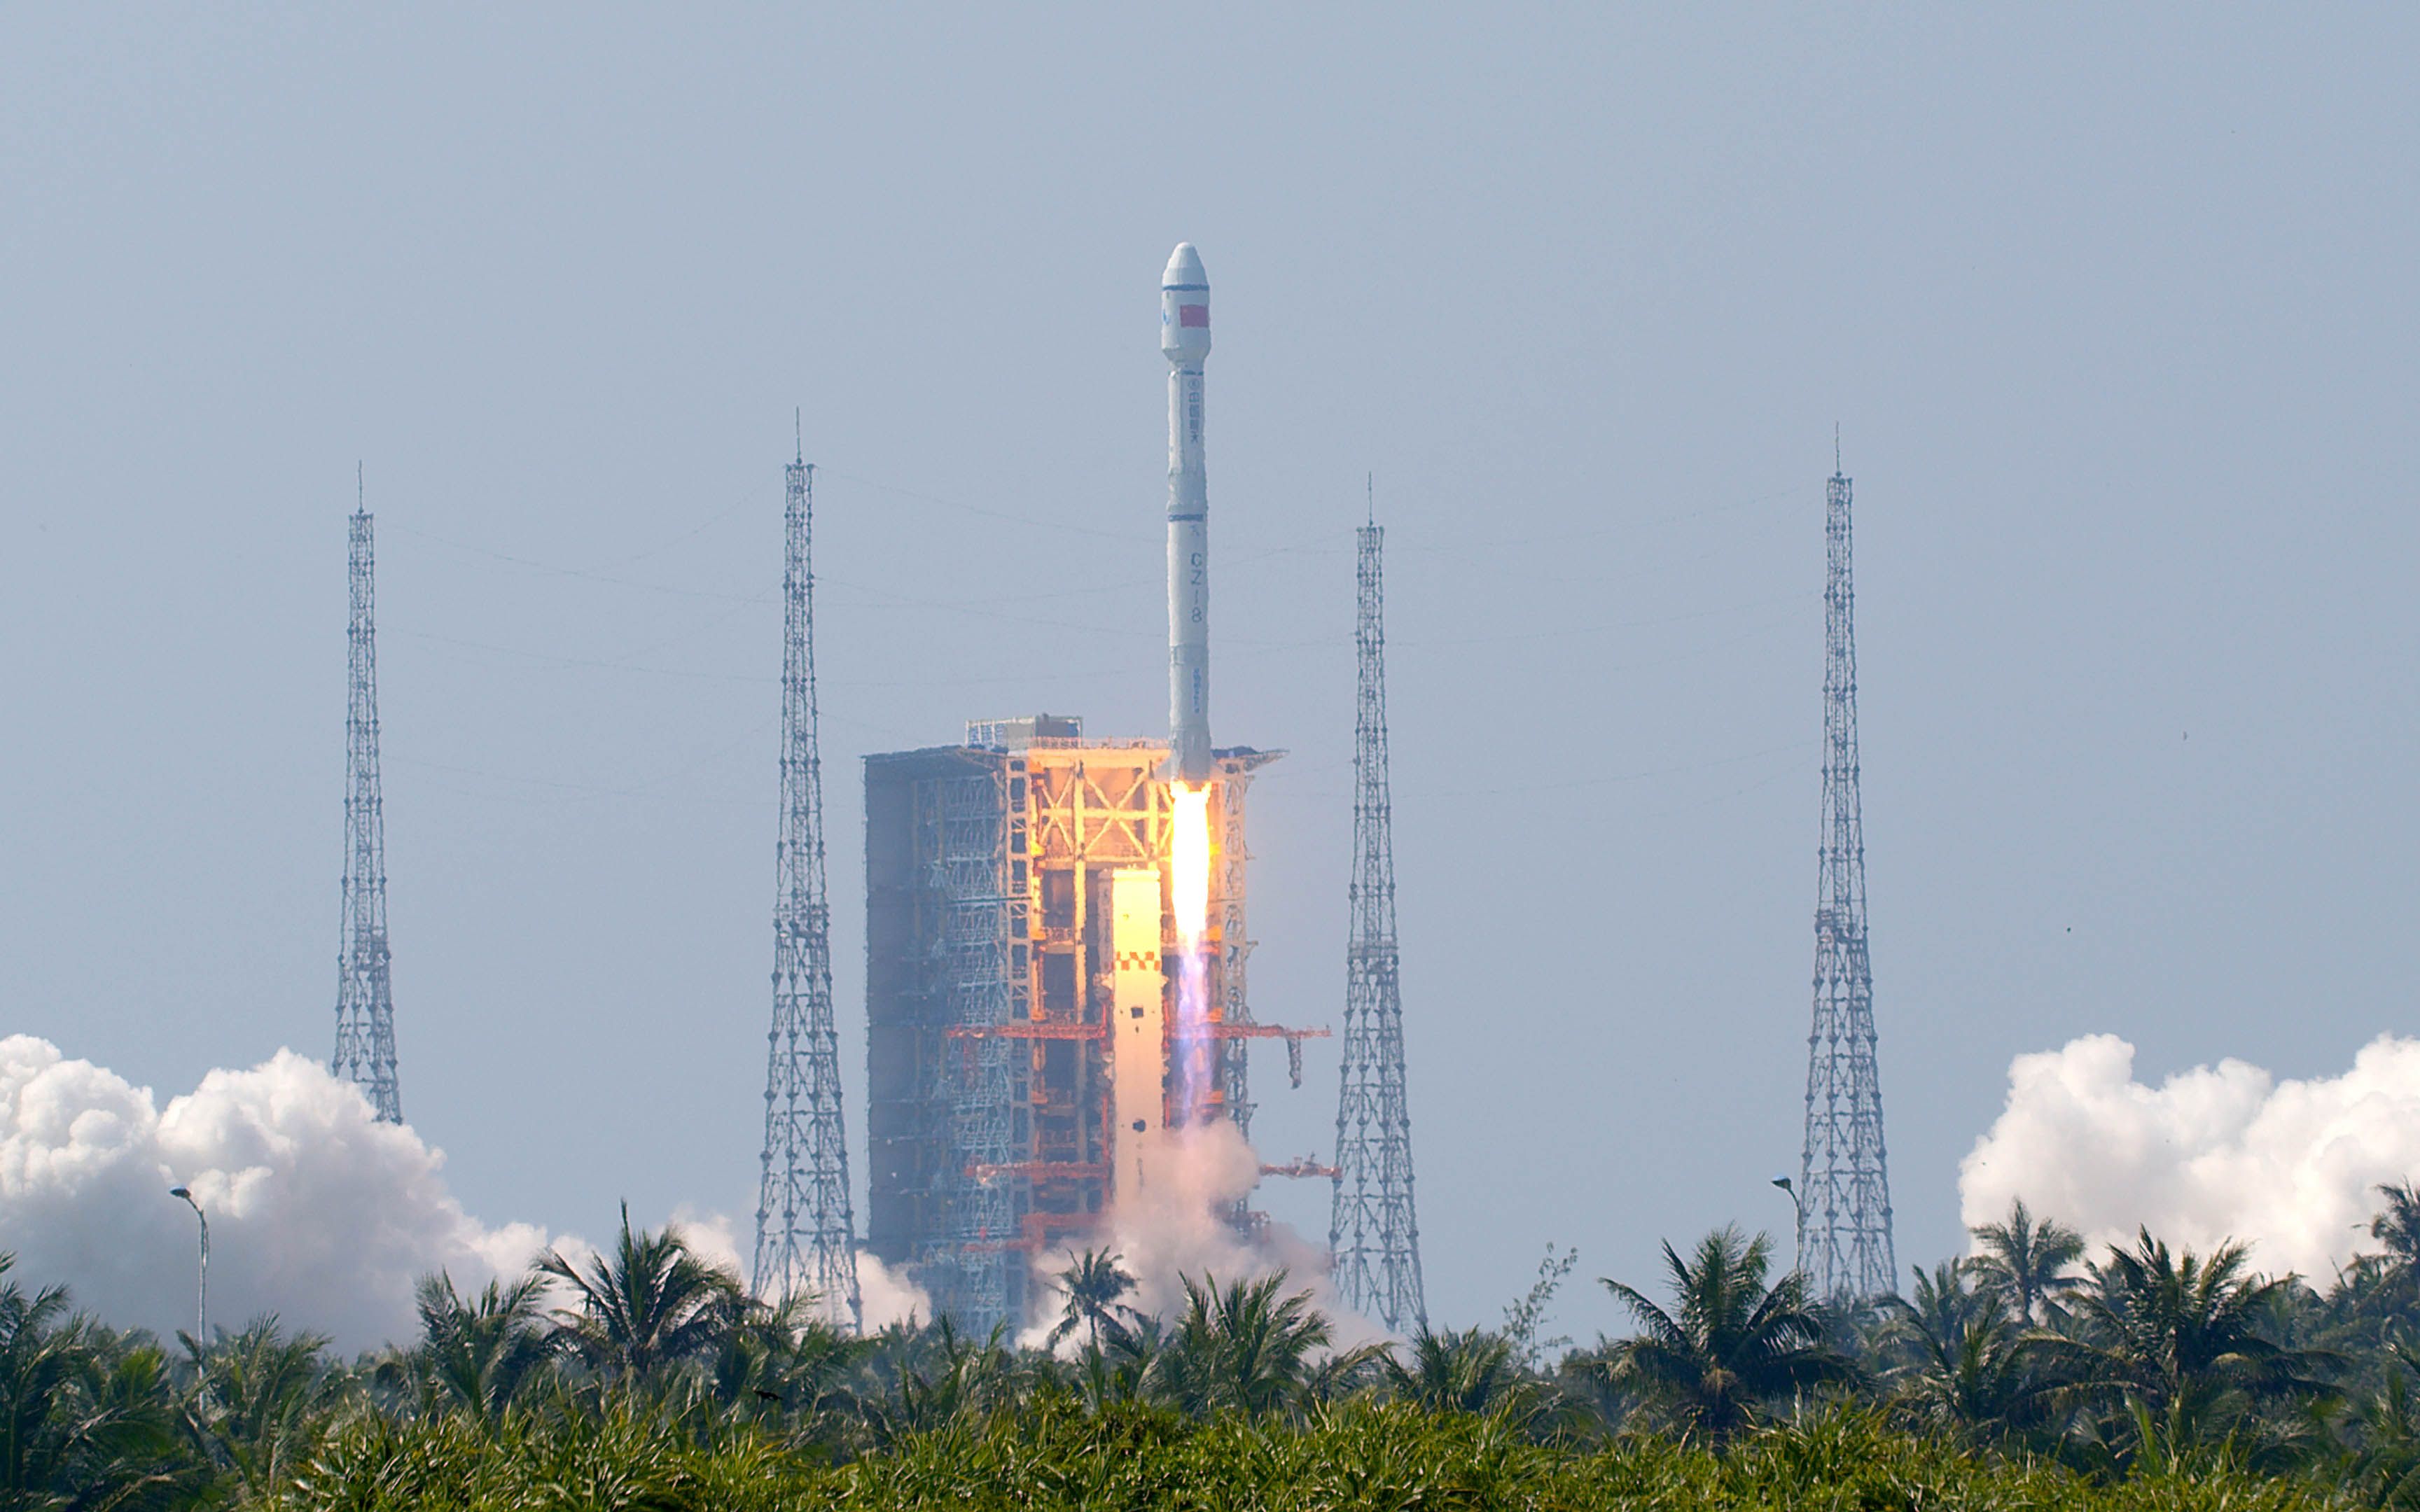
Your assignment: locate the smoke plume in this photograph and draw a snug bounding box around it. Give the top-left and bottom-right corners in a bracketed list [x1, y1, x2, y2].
[1022, 1121, 1384, 1352]
[675, 1205, 931, 1332]
[0, 1035, 555, 1352]
[1959, 1032, 2420, 1279]
[853, 1251, 932, 1330]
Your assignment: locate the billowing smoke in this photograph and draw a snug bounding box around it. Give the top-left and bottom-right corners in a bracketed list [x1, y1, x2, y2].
[1022, 1121, 1384, 1352]
[854, 1252, 933, 1330]
[676, 1207, 931, 1332]
[1959, 1032, 2420, 1279]
[0, 1037, 932, 1350]
[0, 1035, 556, 1352]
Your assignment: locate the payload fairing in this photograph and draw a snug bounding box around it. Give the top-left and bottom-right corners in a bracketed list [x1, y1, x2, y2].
[1162, 242, 1214, 783]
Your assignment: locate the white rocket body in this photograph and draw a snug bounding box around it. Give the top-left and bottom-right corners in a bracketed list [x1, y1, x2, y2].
[1162, 242, 1214, 784]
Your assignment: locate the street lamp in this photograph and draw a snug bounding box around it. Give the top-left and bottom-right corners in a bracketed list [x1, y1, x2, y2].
[1771, 1177, 1805, 1275]
[168, 1185, 208, 1342]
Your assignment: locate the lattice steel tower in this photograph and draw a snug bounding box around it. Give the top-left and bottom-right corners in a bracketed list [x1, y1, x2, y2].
[333, 470, 402, 1124]
[1797, 451, 1896, 1301]
[1330, 486, 1426, 1333]
[753, 442, 863, 1328]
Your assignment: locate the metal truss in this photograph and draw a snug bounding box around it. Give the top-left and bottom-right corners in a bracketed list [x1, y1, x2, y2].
[332, 480, 402, 1124]
[1798, 461, 1898, 1302]
[1329, 503, 1426, 1333]
[920, 768, 1022, 1334]
[753, 454, 863, 1328]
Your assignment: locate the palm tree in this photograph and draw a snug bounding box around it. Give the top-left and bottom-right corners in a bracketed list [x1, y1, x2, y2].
[408, 1270, 552, 1427]
[1381, 1325, 1558, 1427]
[0, 1256, 182, 1508]
[705, 1288, 860, 1426]
[852, 1319, 1021, 1448]
[1594, 1226, 1851, 1443]
[0, 1262, 95, 1497]
[1875, 1260, 2038, 1438]
[536, 1204, 742, 1387]
[2373, 1182, 2420, 1273]
[1046, 1250, 1139, 1352]
[181, 1317, 342, 1506]
[2343, 1340, 2420, 1506]
[1968, 1198, 2086, 1326]
[73, 1336, 186, 1508]
[1150, 1272, 1337, 1418]
[1303, 1339, 1389, 1406]
[2292, 1183, 2420, 1366]
[1073, 1313, 1164, 1410]
[2036, 1228, 2335, 1466]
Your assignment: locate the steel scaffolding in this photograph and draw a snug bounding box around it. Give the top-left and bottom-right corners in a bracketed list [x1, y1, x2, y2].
[922, 767, 1023, 1331]
[332, 475, 402, 1124]
[1797, 458, 1898, 1301]
[1329, 503, 1425, 1333]
[752, 452, 863, 1328]
[864, 727, 1302, 1332]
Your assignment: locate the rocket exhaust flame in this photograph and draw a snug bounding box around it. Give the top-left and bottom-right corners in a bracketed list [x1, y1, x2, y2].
[1171, 783, 1211, 944]
[1161, 241, 1218, 1126]
[1171, 781, 1214, 1124]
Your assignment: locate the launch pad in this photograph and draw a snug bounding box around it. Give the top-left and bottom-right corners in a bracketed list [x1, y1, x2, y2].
[861, 717, 1320, 1331]
[852, 246, 1342, 1334]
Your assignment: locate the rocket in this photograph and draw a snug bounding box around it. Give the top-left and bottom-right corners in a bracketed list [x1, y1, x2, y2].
[1162, 242, 1214, 783]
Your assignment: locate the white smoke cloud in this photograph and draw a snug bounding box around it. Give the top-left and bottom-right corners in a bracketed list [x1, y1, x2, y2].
[858, 1250, 931, 1331]
[662, 1205, 743, 1281]
[0, 1035, 557, 1352]
[1020, 1122, 1385, 1352]
[1959, 1032, 2420, 1280]
[669, 1204, 930, 1333]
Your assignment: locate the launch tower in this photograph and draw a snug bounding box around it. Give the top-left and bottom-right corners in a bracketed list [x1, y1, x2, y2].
[332, 472, 402, 1124]
[861, 721, 1316, 1332]
[1329, 493, 1426, 1332]
[858, 244, 1325, 1333]
[1796, 455, 1897, 1301]
[753, 447, 863, 1327]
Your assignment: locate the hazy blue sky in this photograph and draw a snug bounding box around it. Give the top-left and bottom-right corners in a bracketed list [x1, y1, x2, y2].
[4, 8, 2414, 1340]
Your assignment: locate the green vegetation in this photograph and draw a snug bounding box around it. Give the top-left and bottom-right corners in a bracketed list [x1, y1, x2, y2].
[16, 1189, 2420, 1508]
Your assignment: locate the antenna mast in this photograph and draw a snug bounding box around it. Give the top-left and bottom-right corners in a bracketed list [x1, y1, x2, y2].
[333, 472, 402, 1123]
[1330, 490, 1426, 1332]
[753, 448, 863, 1327]
[1797, 454, 1896, 1299]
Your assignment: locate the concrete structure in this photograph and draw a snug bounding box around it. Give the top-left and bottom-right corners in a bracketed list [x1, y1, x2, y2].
[862, 717, 1314, 1332]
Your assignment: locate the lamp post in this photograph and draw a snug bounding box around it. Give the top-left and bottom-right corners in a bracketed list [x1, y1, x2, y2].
[1771, 1176, 1805, 1277]
[169, 1185, 208, 1342]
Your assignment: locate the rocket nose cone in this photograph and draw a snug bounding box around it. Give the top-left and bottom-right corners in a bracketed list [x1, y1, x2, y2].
[1163, 241, 1207, 290]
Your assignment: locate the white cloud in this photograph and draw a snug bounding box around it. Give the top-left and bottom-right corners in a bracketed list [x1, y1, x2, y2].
[0, 1035, 557, 1352]
[1959, 1032, 2420, 1279]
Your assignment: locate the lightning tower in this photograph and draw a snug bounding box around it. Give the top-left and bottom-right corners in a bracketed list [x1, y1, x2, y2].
[1330, 484, 1426, 1333]
[1797, 449, 1896, 1301]
[753, 439, 863, 1328]
[332, 469, 402, 1124]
